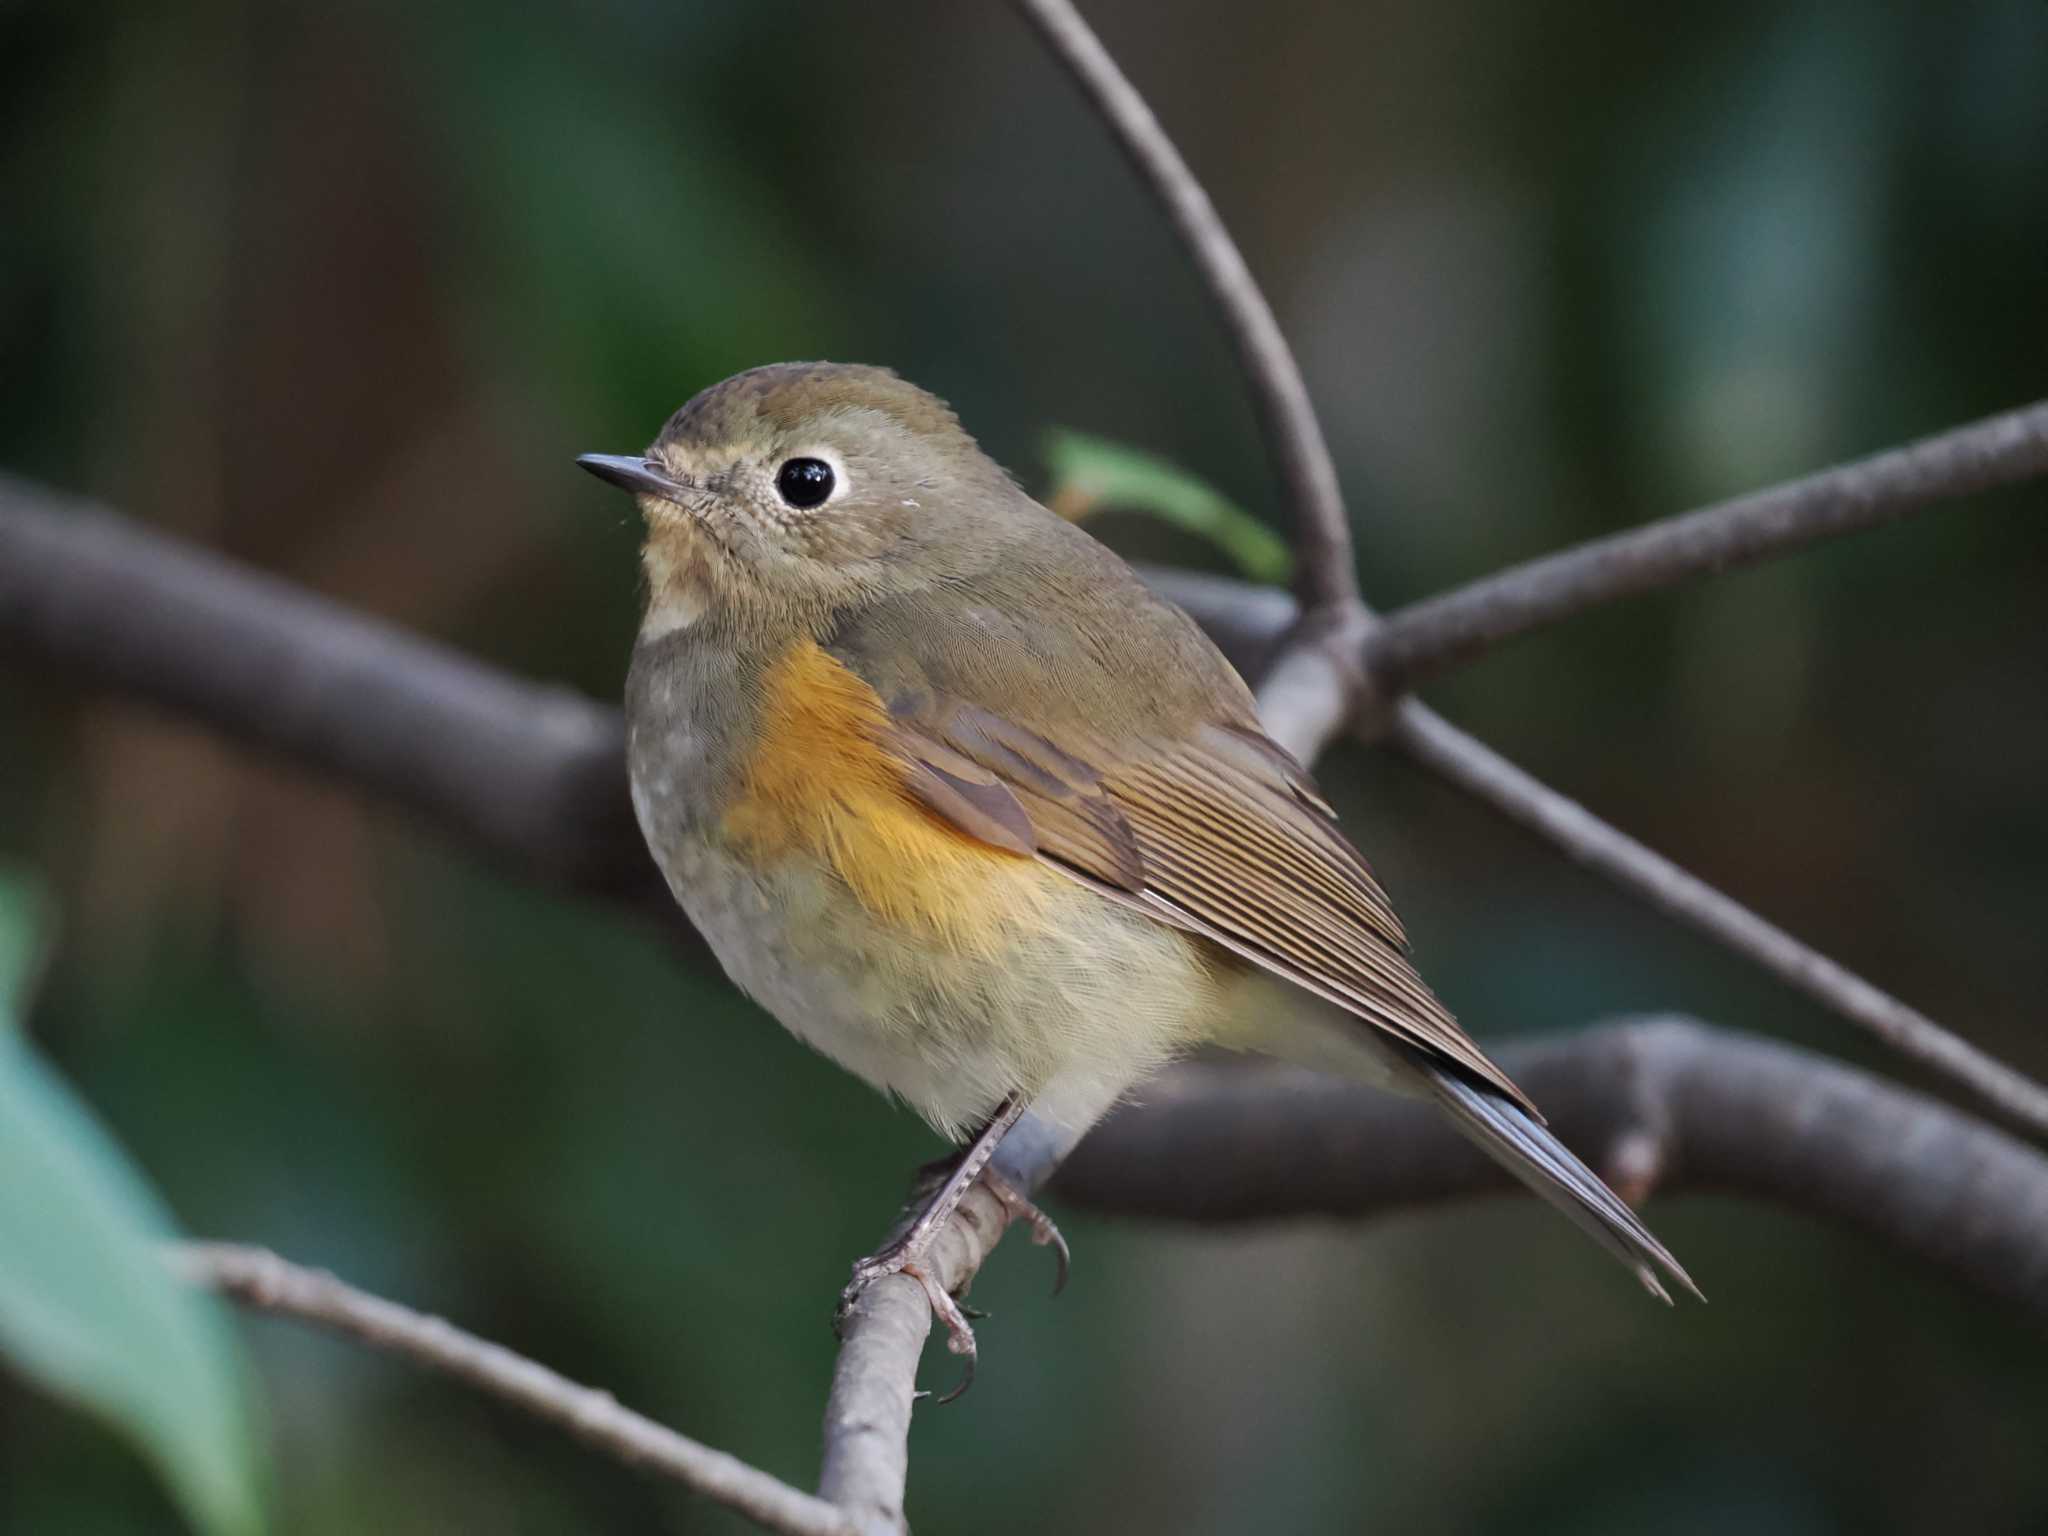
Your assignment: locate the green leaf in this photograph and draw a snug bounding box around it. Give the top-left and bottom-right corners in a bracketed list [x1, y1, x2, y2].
[1043, 429, 1294, 584]
[0, 867, 55, 1025]
[0, 1025, 267, 1536]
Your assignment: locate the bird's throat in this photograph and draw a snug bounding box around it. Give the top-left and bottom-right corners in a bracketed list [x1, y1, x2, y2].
[640, 533, 715, 641]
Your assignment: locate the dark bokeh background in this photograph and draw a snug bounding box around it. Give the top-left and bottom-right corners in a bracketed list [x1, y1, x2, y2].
[5, 2, 2046, 1531]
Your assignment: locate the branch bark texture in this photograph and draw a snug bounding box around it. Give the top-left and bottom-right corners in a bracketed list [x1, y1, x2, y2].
[1060, 1018, 2048, 1319]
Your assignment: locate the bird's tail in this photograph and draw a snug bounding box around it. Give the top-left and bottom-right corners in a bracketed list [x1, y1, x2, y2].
[1218, 975, 1700, 1300]
[1420, 1059, 1701, 1304]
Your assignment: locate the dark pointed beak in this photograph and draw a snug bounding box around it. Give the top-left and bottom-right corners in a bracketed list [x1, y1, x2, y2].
[577, 453, 689, 499]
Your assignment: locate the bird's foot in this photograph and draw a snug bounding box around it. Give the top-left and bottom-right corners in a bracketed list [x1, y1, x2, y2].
[831, 1096, 1063, 1403]
[837, 1228, 982, 1402]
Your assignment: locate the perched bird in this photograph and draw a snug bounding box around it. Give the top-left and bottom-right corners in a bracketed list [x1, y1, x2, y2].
[582, 362, 1696, 1386]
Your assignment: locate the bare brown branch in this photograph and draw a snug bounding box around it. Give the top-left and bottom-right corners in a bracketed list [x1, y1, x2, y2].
[0, 474, 662, 911]
[1386, 704, 2048, 1137]
[1008, 0, 1366, 630]
[1059, 1018, 2048, 1318]
[171, 1244, 876, 1536]
[1368, 400, 2048, 695]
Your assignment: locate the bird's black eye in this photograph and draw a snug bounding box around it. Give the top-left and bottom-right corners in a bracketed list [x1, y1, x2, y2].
[775, 457, 835, 508]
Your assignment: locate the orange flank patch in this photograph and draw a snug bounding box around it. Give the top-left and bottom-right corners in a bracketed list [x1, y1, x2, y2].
[721, 640, 1053, 949]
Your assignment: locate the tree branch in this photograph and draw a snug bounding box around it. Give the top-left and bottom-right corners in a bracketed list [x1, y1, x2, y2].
[1145, 568, 2048, 1138]
[0, 473, 662, 911]
[828, 0, 2029, 1503]
[1367, 399, 2048, 695]
[818, 1183, 1015, 1534]
[170, 1243, 878, 1536]
[1009, 0, 1358, 618]
[1384, 703, 2048, 1137]
[1001, 0, 2048, 1138]
[1058, 1018, 2048, 1318]
[173, 1017, 2048, 1536]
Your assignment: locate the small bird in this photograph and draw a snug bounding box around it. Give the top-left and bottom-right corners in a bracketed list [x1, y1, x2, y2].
[582, 362, 1696, 1385]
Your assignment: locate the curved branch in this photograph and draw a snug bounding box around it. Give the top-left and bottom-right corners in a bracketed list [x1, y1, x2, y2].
[1058, 1018, 2048, 1317]
[1009, 0, 1355, 614]
[1368, 400, 2048, 694]
[1386, 704, 2048, 1138]
[172, 1244, 876, 1536]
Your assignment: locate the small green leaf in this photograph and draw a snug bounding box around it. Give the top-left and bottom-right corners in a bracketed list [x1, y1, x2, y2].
[0, 867, 54, 1024]
[1043, 429, 1294, 584]
[0, 1026, 267, 1536]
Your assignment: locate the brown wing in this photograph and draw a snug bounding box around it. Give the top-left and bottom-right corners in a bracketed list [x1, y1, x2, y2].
[879, 689, 1537, 1115]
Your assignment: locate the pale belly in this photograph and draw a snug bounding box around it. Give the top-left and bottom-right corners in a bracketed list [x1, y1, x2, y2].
[653, 830, 1222, 1145]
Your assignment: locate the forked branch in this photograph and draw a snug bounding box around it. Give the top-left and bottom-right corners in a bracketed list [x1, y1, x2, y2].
[995, 0, 2048, 1138]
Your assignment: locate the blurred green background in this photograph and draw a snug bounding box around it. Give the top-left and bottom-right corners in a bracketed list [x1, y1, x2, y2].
[4, 1, 2047, 1531]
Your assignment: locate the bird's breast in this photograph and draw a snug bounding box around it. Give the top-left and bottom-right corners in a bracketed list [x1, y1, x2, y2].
[714, 637, 1059, 955]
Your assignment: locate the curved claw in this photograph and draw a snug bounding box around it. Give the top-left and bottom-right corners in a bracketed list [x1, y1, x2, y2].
[933, 1356, 977, 1406]
[837, 1247, 985, 1401]
[902, 1262, 979, 1404]
[1041, 1220, 1073, 1298]
[982, 1170, 1072, 1297]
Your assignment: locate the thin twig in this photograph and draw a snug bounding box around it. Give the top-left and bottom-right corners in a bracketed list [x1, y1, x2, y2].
[1388, 703, 2048, 1137]
[1368, 400, 2048, 694]
[1059, 1018, 2048, 1316]
[170, 1243, 875, 1536]
[1008, 0, 1362, 624]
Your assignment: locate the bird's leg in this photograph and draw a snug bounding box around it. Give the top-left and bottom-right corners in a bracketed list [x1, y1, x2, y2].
[836, 1094, 1033, 1400]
